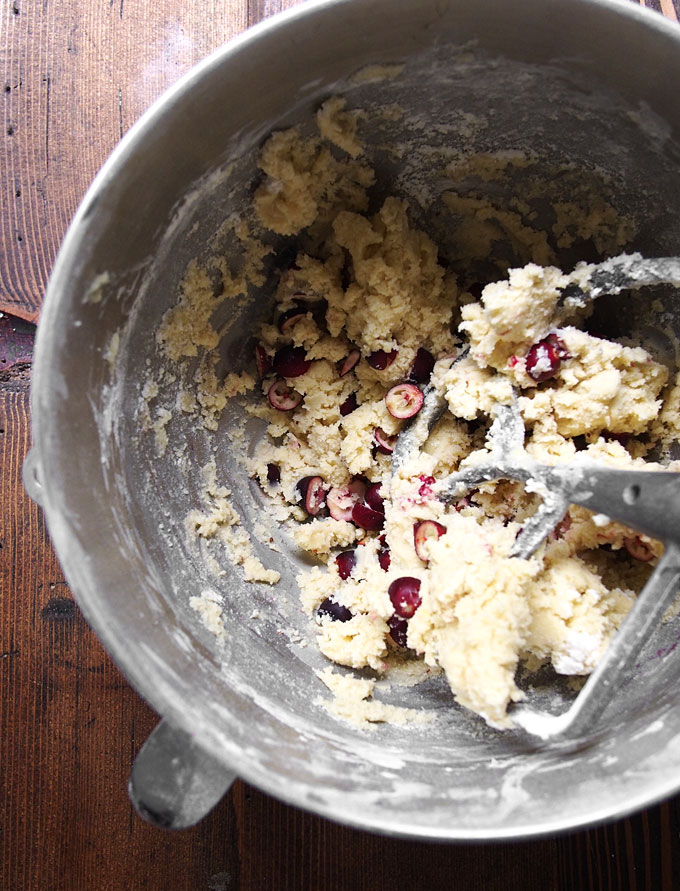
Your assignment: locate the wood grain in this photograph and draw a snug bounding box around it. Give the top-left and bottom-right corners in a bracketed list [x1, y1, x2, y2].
[2, 0, 680, 888]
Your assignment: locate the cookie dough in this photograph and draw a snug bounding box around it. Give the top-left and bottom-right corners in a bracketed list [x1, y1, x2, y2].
[155, 100, 679, 730]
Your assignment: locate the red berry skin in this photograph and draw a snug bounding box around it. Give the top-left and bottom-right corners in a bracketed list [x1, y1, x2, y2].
[351, 501, 384, 532]
[525, 334, 569, 382]
[388, 614, 409, 647]
[255, 344, 272, 378]
[378, 547, 391, 571]
[336, 549, 357, 580]
[339, 392, 358, 416]
[544, 333, 570, 359]
[317, 598, 352, 623]
[367, 349, 397, 370]
[365, 483, 385, 514]
[273, 345, 312, 378]
[418, 475, 436, 498]
[339, 349, 361, 377]
[388, 577, 422, 618]
[373, 428, 396, 455]
[408, 347, 435, 383]
[267, 463, 281, 484]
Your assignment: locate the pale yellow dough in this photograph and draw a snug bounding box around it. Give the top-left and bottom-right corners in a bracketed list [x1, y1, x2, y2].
[155, 98, 679, 730]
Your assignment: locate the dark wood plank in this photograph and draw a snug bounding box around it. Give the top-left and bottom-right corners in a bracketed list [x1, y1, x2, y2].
[0, 0, 253, 323]
[0, 382, 244, 891]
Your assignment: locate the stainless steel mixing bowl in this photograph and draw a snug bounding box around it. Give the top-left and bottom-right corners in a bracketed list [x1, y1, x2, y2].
[26, 0, 680, 838]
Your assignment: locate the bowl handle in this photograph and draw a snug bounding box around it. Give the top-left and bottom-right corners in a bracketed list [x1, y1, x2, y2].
[23, 447, 45, 507]
[128, 719, 237, 829]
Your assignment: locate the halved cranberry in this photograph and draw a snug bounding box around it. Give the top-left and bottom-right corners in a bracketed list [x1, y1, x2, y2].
[525, 334, 569, 382]
[272, 345, 311, 378]
[418, 475, 436, 498]
[255, 344, 272, 378]
[388, 577, 422, 618]
[336, 549, 357, 580]
[378, 547, 391, 571]
[267, 463, 281, 484]
[413, 520, 447, 561]
[387, 614, 409, 648]
[297, 475, 327, 516]
[408, 348, 435, 383]
[278, 307, 306, 333]
[317, 598, 352, 623]
[327, 479, 366, 521]
[351, 501, 384, 532]
[339, 349, 361, 377]
[339, 392, 358, 417]
[625, 535, 654, 562]
[268, 379, 303, 411]
[367, 349, 397, 370]
[365, 483, 385, 514]
[373, 427, 396, 454]
[385, 383, 424, 419]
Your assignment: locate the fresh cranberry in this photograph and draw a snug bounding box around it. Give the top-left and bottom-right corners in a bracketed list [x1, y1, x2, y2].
[339, 349, 361, 377]
[378, 547, 391, 571]
[272, 345, 311, 378]
[385, 382, 424, 419]
[625, 535, 654, 562]
[327, 479, 366, 521]
[373, 428, 396, 455]
[525, 334, 569, 382]
[266, 463, 281, 484]
[351, 502, 384, 532]
[366, 349, 397, 370]
[267, 379, 303, 411]
[277, 307, 306, 333]
[297, 476, 327, 516]
[365, 483, 385, 514]
[255, 344, 272, 378]
[339, 392, 358, 416]
[317, 598, 352, 623]
[408, 347, 435, 383]
[413, 520, 446, 562]
[418, 475, 436, 498]
[336, 549, 357, 580]
[388, 577, 422, 618]
[387, 614, 409, 647]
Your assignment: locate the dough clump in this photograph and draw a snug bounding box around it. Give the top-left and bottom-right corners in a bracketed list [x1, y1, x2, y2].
[158, 99, 678, 730]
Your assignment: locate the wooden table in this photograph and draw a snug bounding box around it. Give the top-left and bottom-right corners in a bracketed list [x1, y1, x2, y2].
[3, 1, 680, 887]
